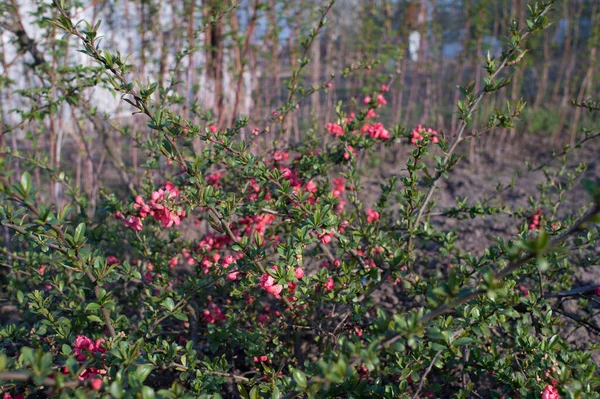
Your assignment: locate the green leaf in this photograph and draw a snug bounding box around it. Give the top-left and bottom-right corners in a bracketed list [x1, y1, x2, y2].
[249, 386, 260, 399]
[20, 171, 32, 195]
[133, 365, 154, 383]
[86, 303, 101, 312]
[162, 298, 175, 312]
[74, 223, 86, 244]
[62, 344, 72, 355]
[141, 386, 156, 399]
[110, 381, 124, 399]
[173, 312, 188, 321]
[293, 368, 307, 389]
[453, 337, 474, 347]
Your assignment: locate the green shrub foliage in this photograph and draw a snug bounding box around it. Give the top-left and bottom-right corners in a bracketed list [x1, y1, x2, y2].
[1, 1, 600, 398]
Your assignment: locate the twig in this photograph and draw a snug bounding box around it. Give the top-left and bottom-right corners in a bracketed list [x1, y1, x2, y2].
[412, 351, 442, 399]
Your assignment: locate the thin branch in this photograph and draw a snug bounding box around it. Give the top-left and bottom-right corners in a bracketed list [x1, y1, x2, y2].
[412, 351, 442, 399]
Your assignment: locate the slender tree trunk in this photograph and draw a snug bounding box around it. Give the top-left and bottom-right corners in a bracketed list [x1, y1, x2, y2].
[568, 3, 596, 145]
[450, 0, 471, 137]
[550, 0, 571, 104]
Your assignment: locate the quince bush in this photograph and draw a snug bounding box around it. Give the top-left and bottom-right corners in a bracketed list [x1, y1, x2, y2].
[1, 1, 600, 398]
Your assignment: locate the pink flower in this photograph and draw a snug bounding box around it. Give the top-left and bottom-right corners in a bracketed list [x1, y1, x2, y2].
[73, 335, 105, 362]
[222, 255, 236, 267]
[326, 82, 333, 88]
[295, 267, 304, 279]
[363, 96, 372, 105]
[38, 265, 46, 275]
[365, 109, 377, 119]
[377, 94, 387, 106]
[209, 124, 217, 133]
[318, 231, 333, 245]
[368, 123, 389, 140]
[280, 167, 292, 179]
[203, 302, 227, 323]
[107, 256, 119, 265]
[381, 84, 390, 92]
[227, 271, 239, 281]
[335, 199, 346, 214]
[324, 277, 335, 291]
[344, 145, 358, 160]
[305, 180, 317, 193]
[91, 378, 103, 391]
[74, 335, 94, 351]
[326, 122, 344, 137]
[79, 365, 107, 381]
[343, 112, 356, 124]
[254, 355, 269, 363]
[123, 216, 143, 231]
[518, 285, 529, 296]
[144, 272, 153, 283]
[366, 208, 380, 223]
[541, 385, 560, 399]
[206, 172, 222, 187]
[339, 220, 349, 233]
[94, 339, 107, 353]
[411, 125, 439, 146]
[273, 151, 290, 162]
[169, 256, 178, 268]
[114, 211, 124, 219]
[164, 181, 179, 198]
[260, 273, 283, 297]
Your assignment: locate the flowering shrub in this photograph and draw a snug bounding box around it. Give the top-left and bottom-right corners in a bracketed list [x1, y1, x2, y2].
[1, 1, 600, 399]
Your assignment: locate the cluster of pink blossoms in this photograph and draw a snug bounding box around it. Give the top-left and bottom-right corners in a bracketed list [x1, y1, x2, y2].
[359, 122, 390, 140]
[332, 178, 346, 213]
[260, 271, 283, 297]
[2, 393, 24, 399]
[203, 301, 227, 323]
[259, 266, 306, 299]
[363, 93, 387, 107]
[317, 230, 334, 244]
[528, 209, 543, 231]
[206, 172, 222, 188]
[117, 182, 185, 231]
[69, 335, 106, 389]
[253, 355, 269, 363]
[197, 212, 278, 281]
[344, 145, 358, 160]
[326, 122, 344, 137]
[365, 208, 380, 223]
[411, 124, 439, 145]
[541, 384, 560, 399]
